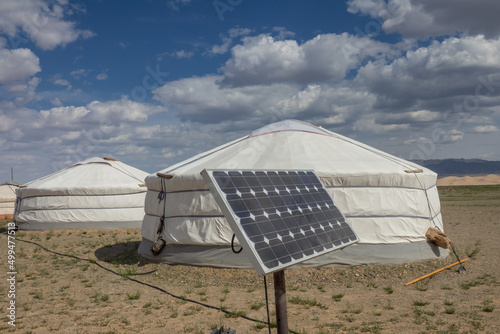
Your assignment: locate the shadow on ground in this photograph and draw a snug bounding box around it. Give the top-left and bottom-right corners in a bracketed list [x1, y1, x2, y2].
[94, 241, 153, 266]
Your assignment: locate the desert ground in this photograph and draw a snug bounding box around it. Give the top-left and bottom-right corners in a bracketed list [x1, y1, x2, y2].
[437, 174, 500, 186]
[1, 183, 499, 333]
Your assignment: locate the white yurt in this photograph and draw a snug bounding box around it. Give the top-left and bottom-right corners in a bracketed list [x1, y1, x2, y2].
[0, 180, 19, 220]
[14, 157, 149, 230]
[139, 120, 449, 268]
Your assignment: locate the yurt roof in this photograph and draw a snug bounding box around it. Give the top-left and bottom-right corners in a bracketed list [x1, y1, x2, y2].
[0, 181, 18, 202]
[19, 157, 149, 197]
[1, 180, 20, 187]
[149, 119, 436, 191]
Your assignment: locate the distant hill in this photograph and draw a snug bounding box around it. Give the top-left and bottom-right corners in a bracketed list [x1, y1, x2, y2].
[412, 159, 500, 177]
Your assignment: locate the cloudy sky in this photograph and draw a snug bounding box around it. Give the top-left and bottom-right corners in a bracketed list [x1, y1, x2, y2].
[1, 0, 500, 184]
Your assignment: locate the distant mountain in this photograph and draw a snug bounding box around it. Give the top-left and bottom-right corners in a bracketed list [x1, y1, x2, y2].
[412, 159, 500, 177]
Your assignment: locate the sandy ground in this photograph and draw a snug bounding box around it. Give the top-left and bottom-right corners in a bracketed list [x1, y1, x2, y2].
[1, 185, 499, 333]
[437, 174, 500, 186]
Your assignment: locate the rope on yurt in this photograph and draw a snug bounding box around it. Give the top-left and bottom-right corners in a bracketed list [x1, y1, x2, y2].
[162, 136, 249, 174]
[2, 233, 301, 333]
[151, 176, 167, 255]
[6, 182, 19, 195]
[409, 172, 466, 272]
[108, 162, 148, 184]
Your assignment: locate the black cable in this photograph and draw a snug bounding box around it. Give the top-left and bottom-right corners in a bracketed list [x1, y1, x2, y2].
[5, 234, 301, 332]
[264, 275, 272, 334]
[231, 234, 243, 254]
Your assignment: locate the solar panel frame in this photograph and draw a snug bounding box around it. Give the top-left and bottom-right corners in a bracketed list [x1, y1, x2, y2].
[201, 169, 359, 275]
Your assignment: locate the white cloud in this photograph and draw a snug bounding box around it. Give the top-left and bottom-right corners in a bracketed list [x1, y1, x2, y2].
[114, 144, 147, 156]
[96, 70, 108, 80]
[404, 129, 464, 146]
[153, 73, 378, 130]
[472, 125, 498, 133]
[0, 47, 40, 83]
[85, 96, 167, 123]
[70, 68, 92, 79]
[438, 129, 464, 143]
[404, 137, 429, 145]
[0, 0, 94, 50]
[153, 75, 301, 123]
[53, 78, 71, 89]
[320, 114, 347, 125]
[356, 35, 500, 110]
[272, 27, 295, 40]
[0, 47, 41, 98]
[32, 96, 166, 133]
[206, 27, 252, 56]
[60, 131, 81, 140]
[0, 113, 15, 132]
[347, 0, 500, 39]
[39, 105, 90, 129]
[221, 33, 392, 86]
[377, 110, 441, 124]
[50, 97, 62, 106]
[353, 118, 410, 133]
[172, 50, 194, 59]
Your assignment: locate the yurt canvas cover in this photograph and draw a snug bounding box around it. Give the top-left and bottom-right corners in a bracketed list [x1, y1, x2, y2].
[0, 180, 18, 219]
[14, 157, 149, 230]
[139, 120, 448, 268]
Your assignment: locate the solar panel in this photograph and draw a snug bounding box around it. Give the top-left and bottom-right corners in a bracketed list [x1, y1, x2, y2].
[201, 169, 359, 275]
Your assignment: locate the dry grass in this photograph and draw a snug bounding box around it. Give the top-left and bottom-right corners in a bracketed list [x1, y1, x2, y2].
[0, 185, 499, 333]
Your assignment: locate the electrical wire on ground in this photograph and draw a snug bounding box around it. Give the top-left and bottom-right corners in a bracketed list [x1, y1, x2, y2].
[2, 233, 300, 334]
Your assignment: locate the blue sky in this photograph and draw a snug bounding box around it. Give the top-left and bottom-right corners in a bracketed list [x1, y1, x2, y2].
[1, 0, 500, 184]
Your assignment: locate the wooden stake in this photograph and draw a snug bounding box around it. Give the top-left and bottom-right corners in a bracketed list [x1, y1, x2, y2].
[274, 270, 288, 334]
[404, 258, 469, 286]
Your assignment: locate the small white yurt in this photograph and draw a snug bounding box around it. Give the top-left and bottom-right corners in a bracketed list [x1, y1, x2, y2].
[0, 180, 19, 220]
[139, 120, 449, 268]
[14, 157, 149, 230]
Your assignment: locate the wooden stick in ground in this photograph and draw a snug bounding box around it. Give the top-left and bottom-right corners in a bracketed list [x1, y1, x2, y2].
[404, 258, 469, 286]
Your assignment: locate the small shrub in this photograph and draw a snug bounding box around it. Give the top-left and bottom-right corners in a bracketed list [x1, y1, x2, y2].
[251, 301, 265, 310]
[341, 303, 363, 314]
[127, 292, 141, 300]
[413, 300, 429, 306]
[444, 307, 455, 314]
[289, 296, 328, 310]
[460, 280, 482, 290]
[466, 245, 480, 258]
[183, 305, 202, 316]
[482, 300, 494, 312]
[332, 293, 344, 302]
[383, 286, 394, 294]
[224, 310, 247, 318]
